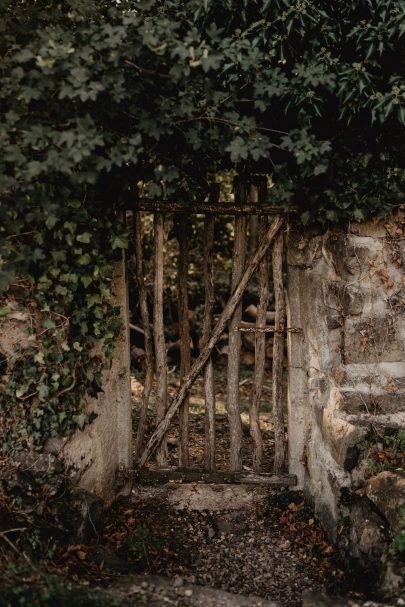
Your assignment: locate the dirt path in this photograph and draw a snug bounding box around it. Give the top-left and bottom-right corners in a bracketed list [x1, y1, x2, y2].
[124, 369, 350, 606]
[131, 366, 281, 471]
[97, 483, 348, 607]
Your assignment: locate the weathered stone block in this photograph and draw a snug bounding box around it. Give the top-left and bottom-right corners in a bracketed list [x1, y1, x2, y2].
[63, 256, 132, 503]
[334, 362, 405, 389]
[321, 405, 367, 470]
[287, 216, 405, 562]
[56, 489, 104, 543]
[349, 220, 388, 238]
[337, 410, 405, 432]
[338, 388, 405, 415]
[366, 471, 405, 532]
[343, 316, 400, 364]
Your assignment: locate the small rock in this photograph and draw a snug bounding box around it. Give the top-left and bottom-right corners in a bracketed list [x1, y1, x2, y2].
[184, 588, 193, 597]
[366, 471, 405, 532]
[208, 526, 215, 540]
[86, 546, 131, 572]
[173, 576, 184, 588]
[56, 489, 103, 543]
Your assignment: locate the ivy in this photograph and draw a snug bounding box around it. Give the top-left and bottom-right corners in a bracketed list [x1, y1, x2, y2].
[0, 0, 403, 447]
[0, 196, 127, 449]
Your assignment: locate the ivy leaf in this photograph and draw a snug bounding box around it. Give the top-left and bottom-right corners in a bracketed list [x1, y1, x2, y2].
[81, 275, 93, 287]
[73, 413, 87, 430]
[34, 352, 45, 364]
[77, 232, 92, 243]
[111, 235, 128, 250]
[45, 215, 58, 229]
[353, 208, 366, 221]
[55, 285, 68, 296]
[225, 137, 249, 162]
[38, 384, 49, 401]
[78, 254, 91, 266]
[300, 211, 311, 226]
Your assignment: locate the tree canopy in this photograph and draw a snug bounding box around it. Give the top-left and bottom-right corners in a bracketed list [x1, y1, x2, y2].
[0, 0, 404, 446]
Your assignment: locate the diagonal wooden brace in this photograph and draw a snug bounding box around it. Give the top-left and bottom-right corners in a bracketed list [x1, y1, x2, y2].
[138, 214, 285, 468]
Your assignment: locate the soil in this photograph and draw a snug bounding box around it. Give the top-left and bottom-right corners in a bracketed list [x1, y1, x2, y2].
[0, 367, 370, 606]
[131, 365, 283, 471]
[97, 487, 348, 607]
[58, 366, 353, 607]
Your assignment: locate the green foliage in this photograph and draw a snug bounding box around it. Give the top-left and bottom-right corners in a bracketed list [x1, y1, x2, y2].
[0, 0, 404, 446]
[0, 565, 123, 607]
[124, 524, 163, 570]
[0, 198, 127, 447]
[355, 436, 372, 452]
[393, 506, 405, 554]
[384, 430, 405, 458]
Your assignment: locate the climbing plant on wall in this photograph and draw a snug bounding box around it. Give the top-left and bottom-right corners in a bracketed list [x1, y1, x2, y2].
[0, 0, 404, 448]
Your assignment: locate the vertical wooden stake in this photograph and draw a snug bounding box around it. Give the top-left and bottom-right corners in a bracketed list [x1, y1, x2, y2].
[153, 213, 168, 467]
[133, 212, 154, 461]
[250, 179, 268, 472]
[272, 229, 287, 473]
[177, 216, 191, 467]
[139, 215, 285, 468]
[201, 211, 216, 471]
[227, 179, 247, 472]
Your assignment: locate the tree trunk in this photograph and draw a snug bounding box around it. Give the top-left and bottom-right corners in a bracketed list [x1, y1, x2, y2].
[176, 216, 191, 467]
[139, 215, 284, 468]
[153, 213, 168, 467]
[272, 230, 287, 473]
[133, 212, 154, 461]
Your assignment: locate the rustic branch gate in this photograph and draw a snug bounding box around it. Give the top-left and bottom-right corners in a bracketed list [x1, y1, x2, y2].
[130, 178, 296, 487]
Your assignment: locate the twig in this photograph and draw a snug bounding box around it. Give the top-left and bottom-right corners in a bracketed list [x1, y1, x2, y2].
[55, 368, 77, 398]
[17, 390, 38, 402]
[124, 59, 170, 79]
[5, 231, 34, 240]
[0, 529, 31, 563]
[141, 540, 152, 572]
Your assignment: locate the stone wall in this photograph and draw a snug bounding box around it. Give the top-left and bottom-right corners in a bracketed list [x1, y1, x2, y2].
[63, 255, 132, 503]
[286, 215, 405, 594]
[0, 254, 132, 505]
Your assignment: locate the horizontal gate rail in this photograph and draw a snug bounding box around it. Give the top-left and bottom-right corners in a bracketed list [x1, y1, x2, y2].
[131, 199, 296, 215]
[132, 467, 297, 486]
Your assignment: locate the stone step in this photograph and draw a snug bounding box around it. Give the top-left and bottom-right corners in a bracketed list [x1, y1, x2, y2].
[336, 410, 405, 431]
[336, 362, 405, 389]
[330, 362, 405, 416]
[133, 467, 297, 487]
[302, 591, 394, 607]
[112, 574, 279, 606]
[338, 387, 405, 415]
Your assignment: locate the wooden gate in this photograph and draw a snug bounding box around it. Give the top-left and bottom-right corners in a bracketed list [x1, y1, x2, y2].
[129, 178, 296, 487]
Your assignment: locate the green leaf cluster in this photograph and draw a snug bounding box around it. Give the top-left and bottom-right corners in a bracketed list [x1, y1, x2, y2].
[0, 0, 403, 446]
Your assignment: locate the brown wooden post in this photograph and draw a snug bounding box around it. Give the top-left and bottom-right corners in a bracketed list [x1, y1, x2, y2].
[201, 184, 219, 471]
[133, 212, 154, 461]
[153, 213, 168, 467]
[227, 178, 248, 471]
[250, 178, 269, 472]
[176, 216, 191, 467]
[272, 229, 287, 473]
[138, 214, 284, 468]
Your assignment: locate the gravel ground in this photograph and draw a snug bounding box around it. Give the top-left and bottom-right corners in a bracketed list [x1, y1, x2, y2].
[125, 485, 347, 607]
